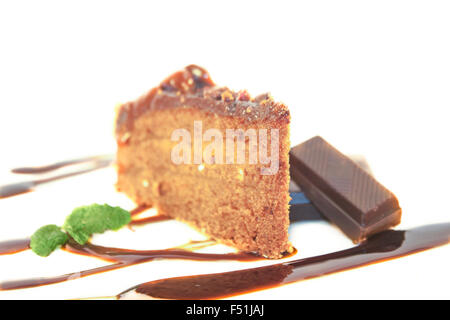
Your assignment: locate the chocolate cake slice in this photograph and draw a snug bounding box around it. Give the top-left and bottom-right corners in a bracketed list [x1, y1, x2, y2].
[115, 65, 292, 258]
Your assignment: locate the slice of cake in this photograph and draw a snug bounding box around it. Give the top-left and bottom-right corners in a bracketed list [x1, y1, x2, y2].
[115, 65, 291, 258]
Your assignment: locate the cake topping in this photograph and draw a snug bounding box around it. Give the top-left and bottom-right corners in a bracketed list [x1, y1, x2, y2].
[159, 64, 215, 94]
[220, 89, 235, 102]
[237, 90, 251, 101]
[115, 65, 290, 140]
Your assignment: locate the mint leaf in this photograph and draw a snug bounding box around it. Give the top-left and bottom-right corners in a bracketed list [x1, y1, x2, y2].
[30, 224, 69, 257]
[63, 204, 131, 245]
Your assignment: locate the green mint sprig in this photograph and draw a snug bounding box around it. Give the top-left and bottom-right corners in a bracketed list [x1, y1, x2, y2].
[30, 225, 68, 257]
[63, 204, 131, 245]
[30, 204, 131, 257]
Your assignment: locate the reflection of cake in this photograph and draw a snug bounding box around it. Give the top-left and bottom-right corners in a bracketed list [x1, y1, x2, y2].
[115, 65, 291, 258]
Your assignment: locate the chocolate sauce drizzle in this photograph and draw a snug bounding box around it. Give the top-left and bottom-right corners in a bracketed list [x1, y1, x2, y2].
[128, 205, 172, 226]
[129, 215, 171, 226]
[0, 239, 30, 255]
[0, 210, 264, 291]
[0, 239, 262, 291]
[11, 155, 115, 175]
[0, 218, 449, 296]
[118, 223, 450, 300]
[0, 158, 114, 199]
[66, 239, 261, 264]
[130, 204, 152, 217]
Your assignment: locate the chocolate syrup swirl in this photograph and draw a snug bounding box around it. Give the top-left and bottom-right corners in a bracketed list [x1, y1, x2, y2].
[0, 158, 113, 199]
[0, 239, 30, 255]
[128, 205, 172, 226]
[119, 223, 450, 300]
[0, 205, 262, 291]
[65, 239, 261, 264]
[130, 204, 152, 217]
[0, 237, 262, 291]
[11, 155, 114, 174]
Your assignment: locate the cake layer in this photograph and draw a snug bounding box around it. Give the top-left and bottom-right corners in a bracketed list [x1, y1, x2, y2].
[118, 164, 288, 206]
[117, 162, 288, 201]
[116, 106, 289, 190]
[117, 141, 289, 190]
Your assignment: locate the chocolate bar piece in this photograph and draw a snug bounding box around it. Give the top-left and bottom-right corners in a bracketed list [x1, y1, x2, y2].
[288, 155, 372, 223]
[289, 136, 402, 242]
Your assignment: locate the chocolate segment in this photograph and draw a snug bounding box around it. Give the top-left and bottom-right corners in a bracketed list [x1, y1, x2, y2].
[289, 136, 402, 242]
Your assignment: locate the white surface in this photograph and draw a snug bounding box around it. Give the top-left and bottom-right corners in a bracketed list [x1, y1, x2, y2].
[0, 1, 449, 299]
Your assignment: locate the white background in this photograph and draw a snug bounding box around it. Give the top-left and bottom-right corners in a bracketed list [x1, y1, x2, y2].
[0, 1, 449, 299]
